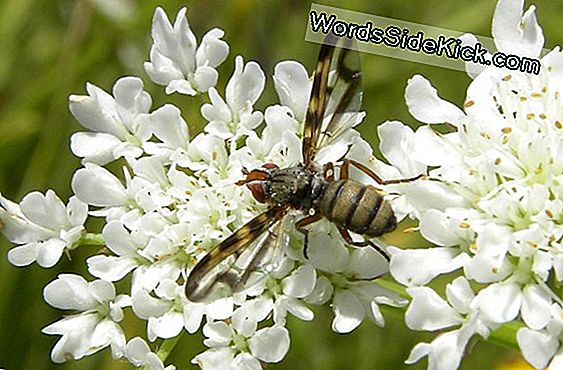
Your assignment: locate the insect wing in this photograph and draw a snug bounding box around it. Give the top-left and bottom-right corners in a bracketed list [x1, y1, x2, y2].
[303, 35, 363, 165]
[185, 206, 287, 302]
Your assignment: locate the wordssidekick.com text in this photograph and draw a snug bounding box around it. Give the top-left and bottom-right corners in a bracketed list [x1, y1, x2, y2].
[309, 10, 541, 75]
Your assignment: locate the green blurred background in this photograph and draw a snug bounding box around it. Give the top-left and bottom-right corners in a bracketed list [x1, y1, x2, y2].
[0, 0, 561, 369]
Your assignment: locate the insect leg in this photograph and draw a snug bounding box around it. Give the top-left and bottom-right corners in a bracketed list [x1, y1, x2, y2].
[337, 226, 390, 262]
[295, 211, 324, 259]
[344, 159, 423, 185]
[339, 159, 349, 180]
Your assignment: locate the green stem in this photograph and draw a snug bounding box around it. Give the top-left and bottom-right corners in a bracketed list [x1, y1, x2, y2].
[156, 335, 182, 363]
[79, 232, 105, 246]
[378, 277, 520, 350]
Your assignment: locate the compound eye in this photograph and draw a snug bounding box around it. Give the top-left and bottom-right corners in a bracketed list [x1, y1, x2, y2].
[262, 163, 279, 170]
[246, 183, 266, 203]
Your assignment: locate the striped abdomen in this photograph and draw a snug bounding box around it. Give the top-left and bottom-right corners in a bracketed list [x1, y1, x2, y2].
[317, 180, 396, 237]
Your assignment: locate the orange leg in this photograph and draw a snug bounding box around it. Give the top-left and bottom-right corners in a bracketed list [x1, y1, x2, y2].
[337, 226, 390, 262]
[295, 211, 323, 259]
[344, 159, 423, 185]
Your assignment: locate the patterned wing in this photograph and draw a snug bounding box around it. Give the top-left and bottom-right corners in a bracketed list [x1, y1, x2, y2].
[185, 206, 288, 302]
[302, 35, 363, 165]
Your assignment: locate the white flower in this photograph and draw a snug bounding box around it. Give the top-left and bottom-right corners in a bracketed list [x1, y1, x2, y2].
[305, 226, 405, 333]
[202, 56, 265, 140]
[517, 303, 563, 369]
[404, 278, 495, 370]
[0, 191, 87, 268]
[69, 76, 152, 165]
[383, 0, 563, 369]
[193, 306, 290, 370]
[144, 7, 228, 95]
[124, 337, 176, 370]
[42, 275, 130, 362]
[132, 278, 234, 341]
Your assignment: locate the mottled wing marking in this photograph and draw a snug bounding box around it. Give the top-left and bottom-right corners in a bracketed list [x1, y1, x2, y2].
[302, 34, 363, 165]
[303, 40, 334, 165]
[185, 206, 288, 302]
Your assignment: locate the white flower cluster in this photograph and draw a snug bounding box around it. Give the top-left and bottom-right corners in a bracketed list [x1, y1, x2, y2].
[375, 1, 563, 369]
[0, 6, 404, 369]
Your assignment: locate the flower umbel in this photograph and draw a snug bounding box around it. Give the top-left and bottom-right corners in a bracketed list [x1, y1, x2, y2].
[0, 6, 405, 370]
[383, 1, 563, 369]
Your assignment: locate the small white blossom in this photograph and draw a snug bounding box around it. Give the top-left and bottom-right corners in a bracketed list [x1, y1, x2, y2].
[193, 306, 290, 370]
[124, 337, 176, 370]
[0, 191, 87, 268]
[42, 275, 130, 362]
[144, 7, 228, 95]
[405, 278, 495, 370]
[202, 56, 265, 140]
[383, 1, 563, 369]
[69, 76, 152, 165]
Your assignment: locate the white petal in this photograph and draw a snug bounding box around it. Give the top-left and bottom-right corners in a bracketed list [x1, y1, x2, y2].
[282, 264, 316, 298]
[69, 84, 126, 138]
[150, 104, 189, 148]
[548, 349, 563, 370]
[331, 290, 364, 333]
[542, 47, 563, 86]
[196, 28, 229, 68]
[102, 221, 138, 256]
[36, 238, 66, 268]
[521, 284, 552, 330]
[0, 194, 51, 243]
[194, 66, 219, 93]
[149, 311, 183, 339]
[305, 276, 334, 305]
[419, 209, 466, 247]
[389, 246, 469, 286]
[192, 348, 234, 370]
[183, 303, 205, 334]
[205, 296, 234, 320]
[165, 79, 197, 95]
[378, 121, 425, 176]
[7, 242, 40, 267]
[131, 289, 170, 319]
[87, 255, 138, 281]
[273, 61, 311, 122]
[492, 0, 544, 58]
[72, 164, 128, 206]
[517, 328, 558, 369]
[402, 180, 470, 214]
[125, 337, 150, 366]
[406, 330, 466, 370]
[248, 326, 290, 363]
[70, 132, 122, 165]
[67, 196, 88, 227]
[405, 75, 464, 125]
[20, 190, 67, 230]
[226, 56, 265, 111]
[43, 274, 95, 310]
[445, 277, 474, 314]
[284, 297, 314, 322]
[232, 352, 262, 370]
[347, 245, 389, 279]
[202, 321, 232, 347]
[307, 232, 349, 273]
[475, 282, 521, 323]
[406, 287, 460, 330]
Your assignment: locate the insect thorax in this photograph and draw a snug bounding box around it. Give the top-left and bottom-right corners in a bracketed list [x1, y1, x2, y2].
[266, 166, 325, 209]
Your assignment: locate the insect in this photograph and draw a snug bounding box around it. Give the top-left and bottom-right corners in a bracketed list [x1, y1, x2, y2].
[185, 35, 421, 302]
